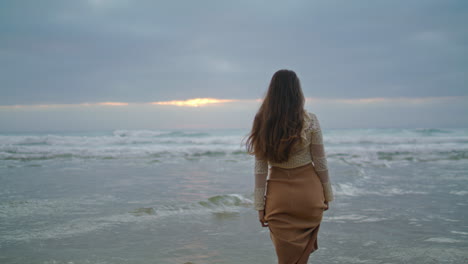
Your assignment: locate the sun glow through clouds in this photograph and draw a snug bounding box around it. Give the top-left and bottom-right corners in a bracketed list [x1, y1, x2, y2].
[151, 98, 238, 107]
[96, 102, 129, 106]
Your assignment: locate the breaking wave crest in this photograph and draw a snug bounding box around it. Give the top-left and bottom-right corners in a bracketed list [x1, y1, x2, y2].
[1, 128, 467, 166]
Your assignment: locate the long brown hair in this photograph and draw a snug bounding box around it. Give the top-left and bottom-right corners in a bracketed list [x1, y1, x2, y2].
[245, 69, 305, 163]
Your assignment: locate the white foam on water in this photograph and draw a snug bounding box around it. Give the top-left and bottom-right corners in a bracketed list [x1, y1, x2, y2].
[450, 231, 468, 235]
[326, 214, 365, 221]
[424, 237, 463, 243]
[335, 183, 427, 197]
[333, 256, 373, 263]
[450, 190, 468, 196]
[324, 214, 387, 223]
[441, 217, 461, 222]
[363, 241, 377, 247]
[356, 217, 387, 223]
[335, 183, 362, 196]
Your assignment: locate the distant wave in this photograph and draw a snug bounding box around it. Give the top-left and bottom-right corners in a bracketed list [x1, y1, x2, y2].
[113, 129, 211, 138]
[0, 148, 246, 162]
[0, 132, 240, 146]
[0, 130, 247, 163]
[1, 129, 467, 166]
[413, 128, 452, 135]
[326, 136, 468, 145]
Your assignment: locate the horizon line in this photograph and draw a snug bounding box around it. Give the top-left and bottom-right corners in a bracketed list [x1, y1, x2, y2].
[0, 96, 466, 109]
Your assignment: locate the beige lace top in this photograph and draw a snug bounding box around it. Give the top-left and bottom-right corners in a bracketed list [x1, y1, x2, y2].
[254, 111, 334, 210]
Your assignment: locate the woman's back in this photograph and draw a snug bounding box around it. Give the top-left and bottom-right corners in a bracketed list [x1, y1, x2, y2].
[255, 111, 334, 202]
[247, 69, 333, 264]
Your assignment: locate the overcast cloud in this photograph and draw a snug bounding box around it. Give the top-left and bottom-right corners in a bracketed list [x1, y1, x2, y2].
[1, 1, 467, 131]
[1, 0, 467, 105]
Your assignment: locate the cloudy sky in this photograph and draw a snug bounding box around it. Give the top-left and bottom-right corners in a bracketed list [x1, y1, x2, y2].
[0, 0, 467, 131]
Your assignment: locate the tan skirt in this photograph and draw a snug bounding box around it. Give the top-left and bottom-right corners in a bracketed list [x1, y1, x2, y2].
[264, 163, 326, 264]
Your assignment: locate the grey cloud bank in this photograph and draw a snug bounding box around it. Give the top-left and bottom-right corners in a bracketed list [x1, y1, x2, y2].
[1, 97, 467, 132]
[1, 0, 467, 105]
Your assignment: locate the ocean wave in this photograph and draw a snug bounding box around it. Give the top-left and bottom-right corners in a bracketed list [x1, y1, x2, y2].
[450, 190, 468, 196]
[0, 194, 253, 243]
[325, 214, 388, 223]
[198, 194, 252, 208]
[0, 133, 241, 147]
[328, 148, 468, 168]
[0, 195, 118, 218]
[450, 231, 468, 235]
[0, 130, 247, 162]
[0, 147, 247, 161]
[141, 194, 253, 218]
[0, 194, 253, 221]
[113, 129, 211, 138]
[335, 183, 427, 197]
[376, 150, 468, 161]
[1, 129, 467, 165]
[413, 128, 452, 135]
[1, 147, 466, 165]
[424, 237, 463, 243]
[326, 136, 468, 145]
[1, 147, 466, 166]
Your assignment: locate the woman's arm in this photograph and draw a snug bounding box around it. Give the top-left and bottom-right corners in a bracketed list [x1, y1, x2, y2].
[254, 157, 268, 211]
[309, 114, 334, 202]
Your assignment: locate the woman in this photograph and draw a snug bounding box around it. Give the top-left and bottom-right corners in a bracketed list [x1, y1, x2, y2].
[246, 69, 334, 264]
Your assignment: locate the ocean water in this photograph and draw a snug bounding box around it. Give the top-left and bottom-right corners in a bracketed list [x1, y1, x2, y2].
[0, 128, 467, 264]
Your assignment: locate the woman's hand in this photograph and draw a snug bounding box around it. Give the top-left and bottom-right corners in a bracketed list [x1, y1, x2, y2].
[258, 210, 268, 227]
[324, 201, 329, 211]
